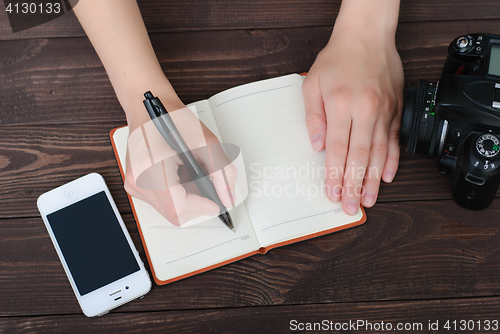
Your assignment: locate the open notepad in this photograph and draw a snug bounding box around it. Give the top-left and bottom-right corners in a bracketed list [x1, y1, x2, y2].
[110, 74, 366, 285]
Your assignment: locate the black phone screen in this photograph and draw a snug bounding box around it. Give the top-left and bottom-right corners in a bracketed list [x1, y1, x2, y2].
[47, 191, 140, 296]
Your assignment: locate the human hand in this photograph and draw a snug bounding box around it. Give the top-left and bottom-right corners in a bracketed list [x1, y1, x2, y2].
[124, 103, 237, 226]
[302, 1, 403, 215]
[73, 0, 238, 225]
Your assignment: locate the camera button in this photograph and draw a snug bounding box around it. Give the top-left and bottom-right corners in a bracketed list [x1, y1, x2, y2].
[467, 190, 476, 200]
[475, 46, 482, 54]
[493, 84, 500, 109]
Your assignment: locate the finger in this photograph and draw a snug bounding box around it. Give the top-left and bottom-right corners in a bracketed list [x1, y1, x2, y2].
[342, 111, 377, 215]
[162, 160, 220, 224]
[382, 115, 401, 183]
[361, 121, 389, 208]
[324, 99, 352, 203]
[209, 164, 237, 208]
[146, 191, 181, 226]
[302, 77, 327, 151]
[179, 192, 223, 222]
[126, 158, 217, 225]
[143, 189, 220, 226]
[200, 141, 237, 207]
[125, 159, 182, 225]
[124, 154, 149, 202]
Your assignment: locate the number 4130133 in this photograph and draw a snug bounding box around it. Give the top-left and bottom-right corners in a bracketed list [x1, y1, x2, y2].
[5, 2, 61, 14]
[444, 320, 499, 331]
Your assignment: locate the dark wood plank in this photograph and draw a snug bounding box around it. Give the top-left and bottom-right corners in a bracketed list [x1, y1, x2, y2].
[0, 122, 129, 218]
[3, 20, 500, 127]
[0, 121, 455, 218]
[0, 37, 121, 126]
[0, 27, 321, 126]
[4, 21, 500, 217]
[0, 214, 147, 316]
[2, 0, 500, 40]
[3, 0, 500, 329]
[3, 199, 500, 316]
[2, 296, 500, 333]
[0, 3, 84, 40]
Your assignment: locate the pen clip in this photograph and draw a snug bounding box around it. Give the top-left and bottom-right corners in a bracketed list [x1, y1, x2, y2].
[155, 116, 179, 151]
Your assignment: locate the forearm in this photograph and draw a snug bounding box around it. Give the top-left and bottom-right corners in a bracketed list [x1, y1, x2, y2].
[71, 0, 183, 129]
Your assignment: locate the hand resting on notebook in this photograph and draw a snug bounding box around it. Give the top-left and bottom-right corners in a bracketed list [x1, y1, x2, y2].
[302, 0, 403, 215]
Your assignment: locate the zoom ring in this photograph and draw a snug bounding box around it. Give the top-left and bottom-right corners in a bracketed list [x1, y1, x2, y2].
[407, 80, 429, 153]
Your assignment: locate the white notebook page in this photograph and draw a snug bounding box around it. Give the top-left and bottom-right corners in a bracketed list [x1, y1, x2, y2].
[113, 118, 259, 283]
[209, 74, 363, 247]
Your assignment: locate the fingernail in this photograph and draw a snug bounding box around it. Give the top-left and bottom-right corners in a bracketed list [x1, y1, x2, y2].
[384, 170, 396, 183]
[229, 190, 237, 201]
[311, 133, 322, 151]
[347, 200, 359, 215]
[364, 192, 376, 207]
[331, 186, 342, 202]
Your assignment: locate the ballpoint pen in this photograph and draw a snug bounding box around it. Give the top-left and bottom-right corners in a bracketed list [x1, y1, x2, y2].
[143, 91, 234, 232]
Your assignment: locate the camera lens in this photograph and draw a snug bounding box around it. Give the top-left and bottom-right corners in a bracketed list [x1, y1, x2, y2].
[400, 80, 447, 157]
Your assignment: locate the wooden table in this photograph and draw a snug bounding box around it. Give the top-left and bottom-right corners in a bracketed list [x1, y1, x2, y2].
[2, 1, 500, 332]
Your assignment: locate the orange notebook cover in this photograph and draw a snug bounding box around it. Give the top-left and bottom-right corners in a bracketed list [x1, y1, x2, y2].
[109, 74, 366, 285]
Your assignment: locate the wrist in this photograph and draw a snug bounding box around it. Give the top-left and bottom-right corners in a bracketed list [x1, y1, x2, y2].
[332, 0, 400, 42]
[118, 76, 185, 132]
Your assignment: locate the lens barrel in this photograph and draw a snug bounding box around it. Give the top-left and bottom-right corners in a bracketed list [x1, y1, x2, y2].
[400, 80, 446, 157]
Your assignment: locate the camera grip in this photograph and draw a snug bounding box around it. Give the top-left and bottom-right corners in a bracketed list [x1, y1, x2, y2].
[452, 135, 500, 210]
[453, 170, 500, 210]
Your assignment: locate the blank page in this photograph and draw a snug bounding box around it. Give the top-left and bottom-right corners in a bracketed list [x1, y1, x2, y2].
[112, 104, 260, 283]
[208, 74, 363, 247]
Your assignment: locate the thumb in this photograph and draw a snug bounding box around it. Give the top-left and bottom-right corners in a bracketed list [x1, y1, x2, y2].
[183, 193, 222, 219]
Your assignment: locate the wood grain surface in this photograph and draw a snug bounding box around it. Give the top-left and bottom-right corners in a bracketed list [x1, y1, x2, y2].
[3, 20, 500, 127]
[1, 0, 500, 39]
[2, 200, 500, 316]
[1, 0, 500, 332]
[3, 297, 500, 334]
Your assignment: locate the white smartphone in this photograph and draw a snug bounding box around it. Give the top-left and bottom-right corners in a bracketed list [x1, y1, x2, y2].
[37, 173, 151, 317]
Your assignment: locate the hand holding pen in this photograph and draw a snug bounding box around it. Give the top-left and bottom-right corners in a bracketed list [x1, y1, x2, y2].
[123, 94, 237, 229]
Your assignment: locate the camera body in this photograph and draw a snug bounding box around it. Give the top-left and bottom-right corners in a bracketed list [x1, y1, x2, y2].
[401, 33, 500, 209]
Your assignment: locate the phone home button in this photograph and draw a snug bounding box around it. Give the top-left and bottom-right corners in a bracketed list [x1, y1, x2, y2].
[64, 187, 78, 199]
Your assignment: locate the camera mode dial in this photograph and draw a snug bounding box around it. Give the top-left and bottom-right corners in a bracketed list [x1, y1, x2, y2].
[476, 133, 500, 159]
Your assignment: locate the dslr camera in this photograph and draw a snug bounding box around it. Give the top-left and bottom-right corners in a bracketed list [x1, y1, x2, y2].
[401, 33, 500, 210]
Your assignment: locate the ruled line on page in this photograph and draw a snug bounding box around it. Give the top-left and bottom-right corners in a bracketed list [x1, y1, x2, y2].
[260, 209, 344, 233]
[215, 84, 293, 107]
[164, 235, 250, 266]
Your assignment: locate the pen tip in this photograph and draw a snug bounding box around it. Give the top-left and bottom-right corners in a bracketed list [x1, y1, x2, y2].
[218, 212, 235, 232]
